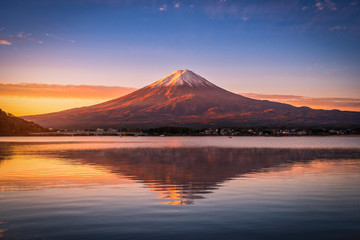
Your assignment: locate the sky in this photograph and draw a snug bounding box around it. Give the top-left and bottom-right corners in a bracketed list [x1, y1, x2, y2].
[0, 0, 359, 115]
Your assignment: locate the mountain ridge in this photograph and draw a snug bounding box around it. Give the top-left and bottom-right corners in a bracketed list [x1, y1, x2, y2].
[22, 70, 360, 129]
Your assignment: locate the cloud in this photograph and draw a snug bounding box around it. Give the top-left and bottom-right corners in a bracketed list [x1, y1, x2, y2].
[315, 2, 324, 10]
[9, 32, 44, 45]
[329, 25, 346, 31]
[174, 2, 180, 9]
[0, 82, 137, 99]
[204, 1, 305, 22]
[325, 0, 337, 10]
[199, 0, 358, 35]
[240, 93, 360, 112]
[16, 32, 26, 38]
[6, 31, 75, 46]
[315, 0, 337, 11]
[241, 16, 249, 21]
[205, 1, 239, 18]
[0, 38, 11, 45]
[159, 4, 167, 11]
[45, 32, 75, 44]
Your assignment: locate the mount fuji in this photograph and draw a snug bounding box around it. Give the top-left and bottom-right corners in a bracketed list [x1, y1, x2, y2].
[23, 70, 360, 128]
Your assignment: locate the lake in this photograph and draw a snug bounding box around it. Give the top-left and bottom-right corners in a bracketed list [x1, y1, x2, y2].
[0, 136, 360, 239]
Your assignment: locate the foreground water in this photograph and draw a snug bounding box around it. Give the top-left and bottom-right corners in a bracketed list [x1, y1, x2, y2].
[0, 136, 360, 239]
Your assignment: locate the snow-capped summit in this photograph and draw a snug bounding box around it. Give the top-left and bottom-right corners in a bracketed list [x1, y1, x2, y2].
[150, 69, 216, 88]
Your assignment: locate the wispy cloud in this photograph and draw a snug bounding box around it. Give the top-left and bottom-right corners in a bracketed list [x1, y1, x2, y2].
[174, 2, 180, 9]
[316, 1, 324, 10]
[199, 0, 358, 35]
[205, 1, 239, 18]
[240, 93, 360, 112]
[3, 31, 75, 46]
[44, 32, 75, 44]
[159, 4, 167, 11]
[0, 82, 137, 99]
[329, 25, 346, 31]
[325, 0, 337, 10]
[315, 0, 337, 11]
[8, 32, 44, 45]
[0, 38, 11, 45]
[240, 16, 249, 21]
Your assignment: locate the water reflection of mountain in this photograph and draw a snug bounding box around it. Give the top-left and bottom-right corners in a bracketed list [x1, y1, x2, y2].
[1, 143, 359, 205]
[59, 148, 360, 205]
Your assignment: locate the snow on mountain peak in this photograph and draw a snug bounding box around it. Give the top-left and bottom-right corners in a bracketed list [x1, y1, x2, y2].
[149, 69, 216, 88]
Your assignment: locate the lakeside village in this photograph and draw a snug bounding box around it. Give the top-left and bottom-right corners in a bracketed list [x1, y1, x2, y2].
[31, 126, 360, 136]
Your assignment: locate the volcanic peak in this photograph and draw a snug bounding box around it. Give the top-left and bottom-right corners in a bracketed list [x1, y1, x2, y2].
[149, 69, 216, 88]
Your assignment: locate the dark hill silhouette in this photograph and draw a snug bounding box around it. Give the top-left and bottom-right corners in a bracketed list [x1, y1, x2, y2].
[0, 109, 45, 135]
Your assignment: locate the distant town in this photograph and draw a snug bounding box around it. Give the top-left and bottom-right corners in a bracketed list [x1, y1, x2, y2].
[29, 126, 360, 137]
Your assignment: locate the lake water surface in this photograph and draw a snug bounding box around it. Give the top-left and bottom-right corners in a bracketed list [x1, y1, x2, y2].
[0, 136, 360, 239]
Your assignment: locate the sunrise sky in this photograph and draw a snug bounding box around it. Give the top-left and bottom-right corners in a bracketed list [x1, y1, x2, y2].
[0, 0, 359, 115]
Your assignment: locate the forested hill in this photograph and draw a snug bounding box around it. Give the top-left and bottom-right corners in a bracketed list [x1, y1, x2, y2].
[0, 109, 45, 136]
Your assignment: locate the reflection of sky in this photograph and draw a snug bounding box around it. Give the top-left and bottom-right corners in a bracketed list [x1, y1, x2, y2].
[1, 142, 360, 239]
[0, 0, 359, 99]
[1, 140, 360, 205]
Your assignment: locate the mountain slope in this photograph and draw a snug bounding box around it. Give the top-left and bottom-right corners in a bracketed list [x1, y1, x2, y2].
[22, 70, 360, 128]
[0, 109, 46, 135]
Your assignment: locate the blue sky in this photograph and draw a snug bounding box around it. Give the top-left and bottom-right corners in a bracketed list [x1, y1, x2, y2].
[0, 0, 359, 98]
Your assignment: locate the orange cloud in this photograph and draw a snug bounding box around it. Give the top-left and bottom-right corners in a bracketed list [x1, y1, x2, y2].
[0, 38, 11, 45]
[241, 93, 360, 112]
[0, 82, 137, 99]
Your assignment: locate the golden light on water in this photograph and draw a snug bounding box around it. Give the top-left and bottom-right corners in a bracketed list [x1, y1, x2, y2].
[0, 155, 131, 192]
[1, 141, 360, 207]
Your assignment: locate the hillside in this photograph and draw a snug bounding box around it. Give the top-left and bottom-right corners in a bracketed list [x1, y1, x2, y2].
[0, 109, 46, 136]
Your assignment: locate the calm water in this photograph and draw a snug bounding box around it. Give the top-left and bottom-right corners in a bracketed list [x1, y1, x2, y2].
[0, 136, 360, 240]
